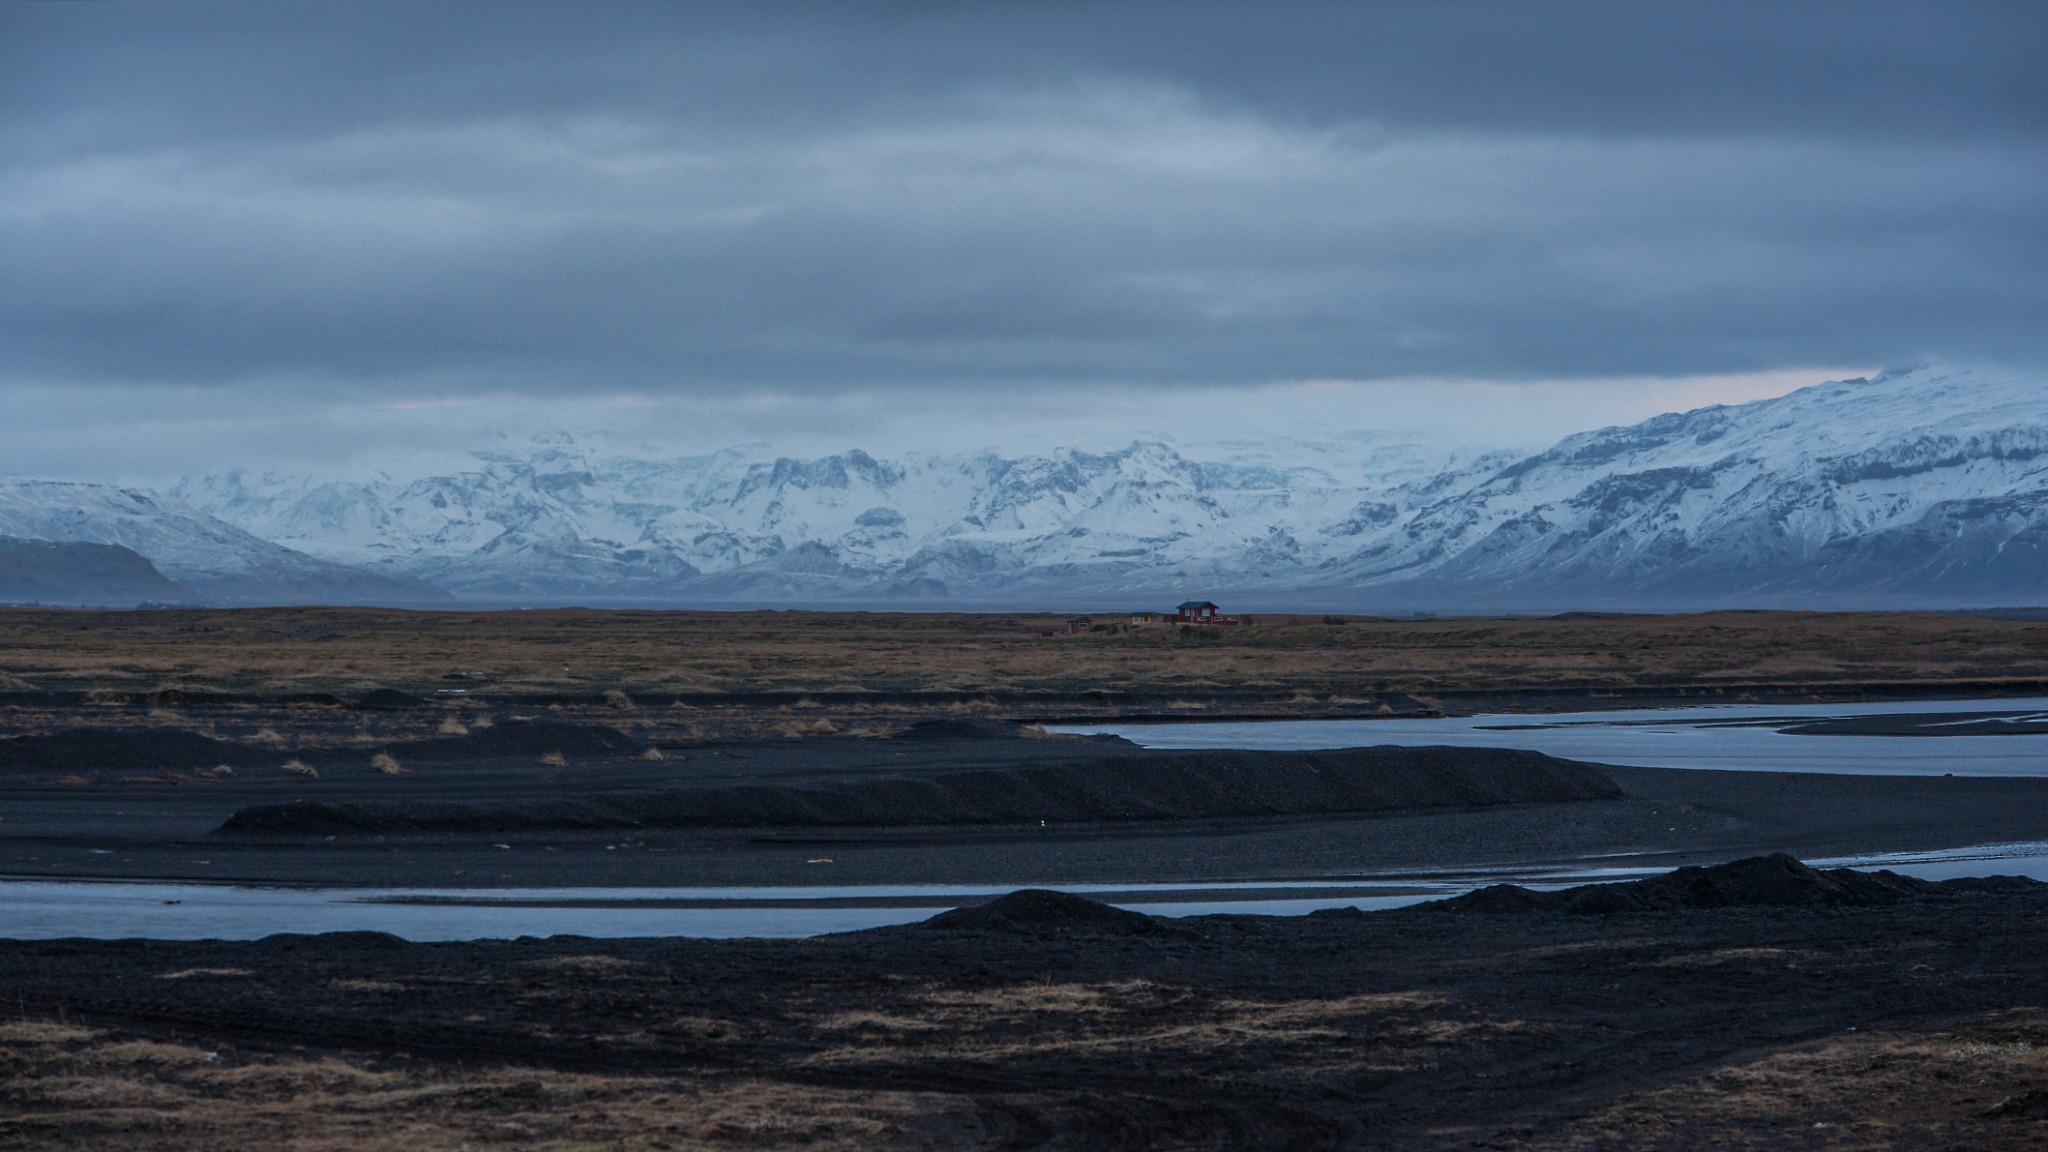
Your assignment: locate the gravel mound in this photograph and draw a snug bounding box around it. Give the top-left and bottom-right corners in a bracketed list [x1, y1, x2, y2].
[362, 720, 640, 763]
[353, 688, 426, 711]
[897, 718, 1031, 740]
[1430, 853, 1965, 915]
[922, 890, 1162, 935]
[0, 728, 273, 775]
[215, 745, 1618, 835]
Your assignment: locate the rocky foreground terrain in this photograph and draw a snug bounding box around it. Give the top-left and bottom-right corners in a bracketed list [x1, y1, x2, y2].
[5, 857, 2048, 1150]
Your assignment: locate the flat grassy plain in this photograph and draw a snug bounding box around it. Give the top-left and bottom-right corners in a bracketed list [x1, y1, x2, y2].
[1, 607, 2045, 705]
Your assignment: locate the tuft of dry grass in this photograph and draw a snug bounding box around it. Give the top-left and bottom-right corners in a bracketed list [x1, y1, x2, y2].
[639, 746, 666, 762]
[370, 752, 407, 776]
[0, 1020, 97, 1044]
[469, 713, 493, 729]
[283, 759, 317, 779]
[250, 728, 286, 746]
[604, 688, 634, 710]
[329, 978, 405, 993]
[539, 750, 567, 767]
[435, 715, 469, 736]
[525, 954, 645, 973]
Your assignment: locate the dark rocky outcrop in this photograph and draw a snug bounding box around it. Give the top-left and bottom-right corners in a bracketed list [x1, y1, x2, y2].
[922, 890, 1163, 936]
[1429, 853, 1975, 915]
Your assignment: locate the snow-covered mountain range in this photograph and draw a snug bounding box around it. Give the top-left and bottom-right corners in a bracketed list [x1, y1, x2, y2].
[164, 432, 1506, 602]
[3, 365, 2042, 608]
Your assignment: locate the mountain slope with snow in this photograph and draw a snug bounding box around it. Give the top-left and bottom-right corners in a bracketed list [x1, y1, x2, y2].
[0, 479, 445, 604]
[1332, 366, 2048, 606]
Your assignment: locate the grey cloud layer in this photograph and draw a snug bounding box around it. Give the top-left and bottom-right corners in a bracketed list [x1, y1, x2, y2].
[2, 1, 2043, 398]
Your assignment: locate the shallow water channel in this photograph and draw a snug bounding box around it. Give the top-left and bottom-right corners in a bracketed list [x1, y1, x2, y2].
[1051, 697, 2048, 777]
[5, 840, 2047, 942]
[8, 698, 2048, 941]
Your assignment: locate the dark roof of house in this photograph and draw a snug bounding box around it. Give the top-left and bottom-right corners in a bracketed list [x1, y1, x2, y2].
[1177, 600, 1218, 610]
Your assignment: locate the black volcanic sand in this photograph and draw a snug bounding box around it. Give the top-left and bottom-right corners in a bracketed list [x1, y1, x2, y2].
[0, 728, 279, 775]
[217, 744, 1618, 835]
[5, 858, 2048, 1150]
[7, 720, 2048, 888]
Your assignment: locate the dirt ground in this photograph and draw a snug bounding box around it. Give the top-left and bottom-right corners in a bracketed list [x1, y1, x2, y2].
[5, 874, 2048, 1150]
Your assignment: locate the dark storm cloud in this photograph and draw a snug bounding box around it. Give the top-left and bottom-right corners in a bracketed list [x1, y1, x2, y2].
[0, 1, 2043, 397]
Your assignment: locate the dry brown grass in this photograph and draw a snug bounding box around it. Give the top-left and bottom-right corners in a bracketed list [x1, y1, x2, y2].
[1525, 1018, 2048, 1150]
[0, 607, 2041, 702]
[370, 752, 407, 776]
[0, 1019, 944, 1151]
[538, 750, 567, 767]
[434, 714, 468, 735]
[282, 759, 317, 779]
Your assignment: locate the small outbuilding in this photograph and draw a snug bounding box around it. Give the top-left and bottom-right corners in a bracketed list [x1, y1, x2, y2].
[1172, 600, 1240, 626]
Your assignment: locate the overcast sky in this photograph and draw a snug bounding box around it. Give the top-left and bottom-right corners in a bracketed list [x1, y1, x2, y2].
[2, 2, 2041, 481]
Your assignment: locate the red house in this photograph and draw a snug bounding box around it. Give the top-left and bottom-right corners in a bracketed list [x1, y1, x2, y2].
[1173, 600, 1239, 625]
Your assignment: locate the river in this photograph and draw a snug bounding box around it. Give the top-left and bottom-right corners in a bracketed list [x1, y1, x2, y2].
[8, 697, 2048, 940]
[1050, 697, 2048, 777]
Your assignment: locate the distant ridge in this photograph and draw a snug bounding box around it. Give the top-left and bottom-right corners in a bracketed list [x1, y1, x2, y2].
[0, 537, 191, 606]
[0, 478, 446, 605]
